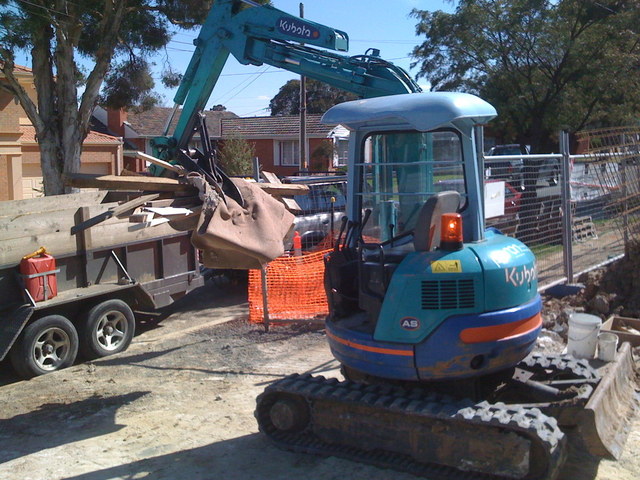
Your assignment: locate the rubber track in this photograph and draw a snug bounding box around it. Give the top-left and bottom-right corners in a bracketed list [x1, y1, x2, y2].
[520, 353, 600, 380]
[256, 374, 566, 480]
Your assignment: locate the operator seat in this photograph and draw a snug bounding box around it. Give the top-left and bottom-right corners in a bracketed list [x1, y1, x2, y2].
[413, 191, 461, 251]
[359, 191, 461, 324]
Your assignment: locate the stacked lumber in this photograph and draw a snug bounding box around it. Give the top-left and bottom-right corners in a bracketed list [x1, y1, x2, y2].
[59, 154, 308, 241]
[0, 190, 198, 268]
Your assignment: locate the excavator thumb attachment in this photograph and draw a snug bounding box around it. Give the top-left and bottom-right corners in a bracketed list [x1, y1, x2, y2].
[577, 342, 639, 459]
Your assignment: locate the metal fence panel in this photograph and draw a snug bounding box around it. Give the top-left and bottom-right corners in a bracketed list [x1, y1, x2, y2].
[485, 127, 640, 291]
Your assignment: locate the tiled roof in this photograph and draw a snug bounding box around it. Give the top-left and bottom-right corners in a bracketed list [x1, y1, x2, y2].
[0, 63, 32, 75]
[89, 116, 137, 150]
[13, 64, 32, 74]
[221, 114, 338, 138]
[19, 125, 122, 145]
[126, 107, 238, 137]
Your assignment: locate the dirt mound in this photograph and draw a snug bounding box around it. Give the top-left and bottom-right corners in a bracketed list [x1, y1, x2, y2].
[540, 242, 640, 350]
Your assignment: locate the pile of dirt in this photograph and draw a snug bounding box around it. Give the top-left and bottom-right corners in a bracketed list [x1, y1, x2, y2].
[540, 242, 640, 352]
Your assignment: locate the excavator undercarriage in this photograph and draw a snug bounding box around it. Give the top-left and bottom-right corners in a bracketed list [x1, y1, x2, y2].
[256, 343, 638, 480]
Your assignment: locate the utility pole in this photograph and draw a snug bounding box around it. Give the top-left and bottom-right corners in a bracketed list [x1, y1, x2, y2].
[299, 2, 308, 173]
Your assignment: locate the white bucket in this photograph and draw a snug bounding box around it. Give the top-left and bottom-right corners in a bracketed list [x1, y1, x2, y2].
[597, 332, 619, 362]
[567, 313, 602, 359]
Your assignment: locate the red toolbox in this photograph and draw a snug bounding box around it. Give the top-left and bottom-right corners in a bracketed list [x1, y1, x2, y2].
[19, 253, 58, 302]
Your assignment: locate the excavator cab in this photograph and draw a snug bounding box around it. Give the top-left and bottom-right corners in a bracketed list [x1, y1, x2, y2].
[322, 92, 543, 382]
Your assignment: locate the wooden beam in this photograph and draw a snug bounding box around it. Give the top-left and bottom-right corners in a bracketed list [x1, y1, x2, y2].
[0, 191, 108, 218]
[70, 193, 160, 235]
[260, 171, 281, 184]
[64, 173, 198, 194]
[259, 171, 302, 212]
[254, 182, 309, 196]
[113, 193, 160, 217]
[135, 151, 186, 175]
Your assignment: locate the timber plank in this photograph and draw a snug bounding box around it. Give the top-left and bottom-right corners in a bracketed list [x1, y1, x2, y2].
[0, 231, 79, 268]
[86, 221, 183, 251]
[0, 203, 127, 241]
[70, 194, 160, 235]
[254, 182, 309, 196]
[260, 171, 282, 184]
[0, 191, 107, 218]
[64, 173, 198, 194]
[136, 151, 185, 175]
[0, 212, 186, 268]
[259, 172, 302, 212]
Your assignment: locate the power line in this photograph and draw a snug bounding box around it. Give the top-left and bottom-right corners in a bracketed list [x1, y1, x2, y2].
[13, 0, 69, 18]
[213, 65, 271, 105]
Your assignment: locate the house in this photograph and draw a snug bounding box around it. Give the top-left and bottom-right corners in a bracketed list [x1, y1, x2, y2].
[0, 65, 123, 201]
[104, 106, 349, 177]
[220, 114, 349, 176]
[93, 106, 239, 172]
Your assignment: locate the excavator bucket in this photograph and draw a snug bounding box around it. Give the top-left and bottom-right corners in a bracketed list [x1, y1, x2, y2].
[577, 342, 639, 459]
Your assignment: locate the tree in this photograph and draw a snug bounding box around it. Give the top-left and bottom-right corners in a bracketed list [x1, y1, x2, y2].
[218, 134, 255, 176]
[0, 0, 265, 195]
[411, 0, 640, 151]
[269, 78, 358, 116]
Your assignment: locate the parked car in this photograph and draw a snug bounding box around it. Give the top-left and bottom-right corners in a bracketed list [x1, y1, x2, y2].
[486, 143, 561, 193]
[485, 144, 529, 188]
[283, 175, 348, 250]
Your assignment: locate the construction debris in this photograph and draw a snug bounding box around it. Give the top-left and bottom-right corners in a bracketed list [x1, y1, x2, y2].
[63, 166, 308, 268]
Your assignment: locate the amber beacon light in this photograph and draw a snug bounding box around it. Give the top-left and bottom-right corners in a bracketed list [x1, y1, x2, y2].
[440, 213, 463, 251]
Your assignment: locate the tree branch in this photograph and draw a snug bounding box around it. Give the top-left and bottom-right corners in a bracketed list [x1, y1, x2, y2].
[78, 0, 127, 131]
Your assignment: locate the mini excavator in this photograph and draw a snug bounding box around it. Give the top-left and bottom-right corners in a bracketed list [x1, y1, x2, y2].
[153, 2, 638, 478]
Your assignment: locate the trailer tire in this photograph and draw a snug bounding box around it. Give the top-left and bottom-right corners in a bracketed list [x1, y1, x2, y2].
[9, 315, 79, 378]
[79, 299, 135, 359]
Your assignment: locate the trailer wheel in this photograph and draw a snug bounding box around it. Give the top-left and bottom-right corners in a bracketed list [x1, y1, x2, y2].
[79, 299, 135, 359]
[9, 315, 79, 378]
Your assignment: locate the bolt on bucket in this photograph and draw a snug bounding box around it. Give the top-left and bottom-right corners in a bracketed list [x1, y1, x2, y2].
[567, 313, 601, 359]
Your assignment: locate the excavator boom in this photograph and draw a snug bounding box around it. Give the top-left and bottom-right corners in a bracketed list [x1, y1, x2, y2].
[152, 0, 420, 164]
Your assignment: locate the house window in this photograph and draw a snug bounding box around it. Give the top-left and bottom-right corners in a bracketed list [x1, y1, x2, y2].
[334, 138, 349, 166]
[276, 140, 299, 166]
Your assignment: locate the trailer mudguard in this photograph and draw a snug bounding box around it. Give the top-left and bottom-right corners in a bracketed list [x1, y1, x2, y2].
[0, 304, 33, 361]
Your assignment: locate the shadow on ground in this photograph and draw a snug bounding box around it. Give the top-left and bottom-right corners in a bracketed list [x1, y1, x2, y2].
[0, 391, 150, 464]
[58, 430, 601, 480]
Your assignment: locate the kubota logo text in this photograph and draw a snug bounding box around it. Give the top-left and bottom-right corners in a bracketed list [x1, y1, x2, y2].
[504, 264, 537, 287]
[277, 18, 320, 40]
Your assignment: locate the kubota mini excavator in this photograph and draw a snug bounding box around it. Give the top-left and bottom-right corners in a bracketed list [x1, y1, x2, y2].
[153, 1, 638, 479]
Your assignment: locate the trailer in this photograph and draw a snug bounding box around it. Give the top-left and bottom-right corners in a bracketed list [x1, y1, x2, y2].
[0, 190, 204, 378]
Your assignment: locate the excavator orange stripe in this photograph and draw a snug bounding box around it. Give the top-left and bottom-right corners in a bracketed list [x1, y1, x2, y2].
[326, 331, 414, 357]
[459, 313, 542, 344]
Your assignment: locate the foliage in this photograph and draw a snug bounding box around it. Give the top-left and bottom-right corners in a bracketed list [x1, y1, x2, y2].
[269, 78, 358, 116]
[310, 140, 334, 171]
[0, 0, 268, 195]
[100, 57, 160, 111]
[219, 134, 255, 176]
[410, 0, 640, 151]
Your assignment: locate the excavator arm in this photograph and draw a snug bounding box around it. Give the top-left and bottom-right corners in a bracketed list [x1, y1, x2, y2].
[151, 0, 420, 166]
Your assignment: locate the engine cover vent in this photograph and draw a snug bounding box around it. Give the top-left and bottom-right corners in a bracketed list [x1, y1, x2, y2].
[421, 280, 475, 310]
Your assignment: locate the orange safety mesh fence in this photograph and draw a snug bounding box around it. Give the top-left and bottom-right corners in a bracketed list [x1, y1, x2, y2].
[248, 248, 332, 324]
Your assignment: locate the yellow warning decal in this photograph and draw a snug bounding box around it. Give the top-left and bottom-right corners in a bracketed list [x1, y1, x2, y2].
[431, 260, 462, 273]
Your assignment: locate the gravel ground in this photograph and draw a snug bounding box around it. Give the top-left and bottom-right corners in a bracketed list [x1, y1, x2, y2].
[0, 281, 638, 480]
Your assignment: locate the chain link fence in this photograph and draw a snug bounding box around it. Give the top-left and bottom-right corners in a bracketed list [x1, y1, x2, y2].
[485, 127, 640, 290]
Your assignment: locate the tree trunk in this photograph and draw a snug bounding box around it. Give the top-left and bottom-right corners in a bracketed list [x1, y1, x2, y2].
[38, 132, 65, 195]
[8, 1, 127, 196]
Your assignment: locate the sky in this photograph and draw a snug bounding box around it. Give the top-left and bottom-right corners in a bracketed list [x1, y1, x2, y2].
[10, 0, 453, 117]
[157, 0, 454, 116]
